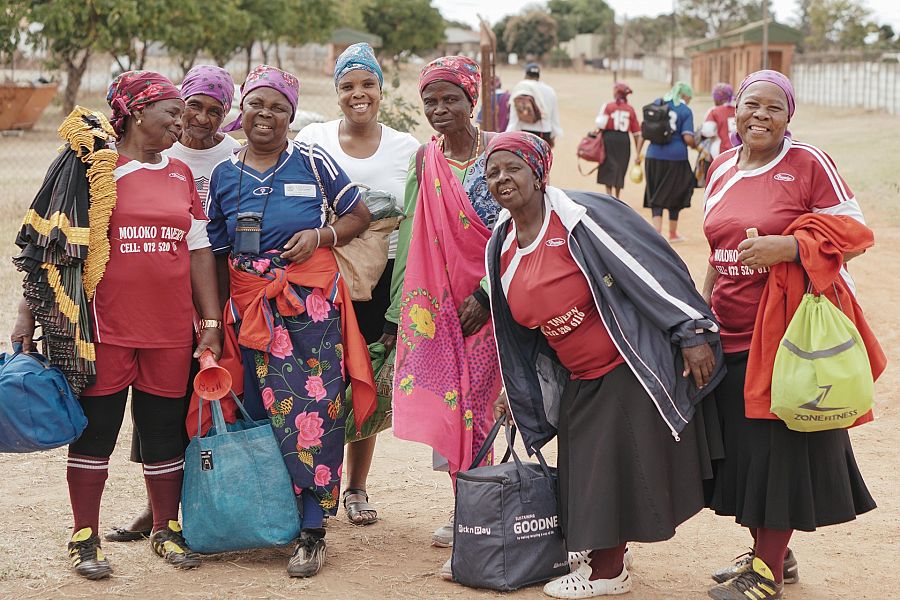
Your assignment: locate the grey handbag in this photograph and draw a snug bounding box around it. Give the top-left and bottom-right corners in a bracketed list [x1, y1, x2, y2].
[451, 415, 569, 591]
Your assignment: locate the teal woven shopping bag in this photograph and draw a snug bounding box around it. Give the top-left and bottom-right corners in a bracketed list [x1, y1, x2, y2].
[182, 392, 300, 553]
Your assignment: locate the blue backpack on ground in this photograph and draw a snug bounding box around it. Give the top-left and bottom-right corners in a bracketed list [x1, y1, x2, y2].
[182, 391, 301, 553]
[0, 344, 86, 453]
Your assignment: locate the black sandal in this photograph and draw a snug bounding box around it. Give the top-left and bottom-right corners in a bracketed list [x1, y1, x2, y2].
[103, 526, 151, 542]
[342, 488, 378, 526]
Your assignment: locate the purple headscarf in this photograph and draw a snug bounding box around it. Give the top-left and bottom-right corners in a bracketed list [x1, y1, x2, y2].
[223, 64, 300, 132]
[181, 65, 235, 113]
[712, 82, 734, 105]
[730, 69, 796, 147]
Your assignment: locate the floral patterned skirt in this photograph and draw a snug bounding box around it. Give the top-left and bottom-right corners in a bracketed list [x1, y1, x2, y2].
[233, 254, 347, 516]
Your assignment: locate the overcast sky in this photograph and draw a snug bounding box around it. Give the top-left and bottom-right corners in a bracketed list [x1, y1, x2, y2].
[434, 0, 900, 32]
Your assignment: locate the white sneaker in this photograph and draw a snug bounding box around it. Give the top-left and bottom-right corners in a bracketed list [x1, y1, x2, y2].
[543, 563, 632, 598]
[440, 557, 452, 581]
[432, 513, 454, 547]
[568, 547, 634, 571]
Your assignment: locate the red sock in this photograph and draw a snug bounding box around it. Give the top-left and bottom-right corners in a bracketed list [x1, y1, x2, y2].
[67, 453, 109, 535]
[144, 456, 185, 531]
[755, 528, 793, 584]
[588, 543, 627, 580]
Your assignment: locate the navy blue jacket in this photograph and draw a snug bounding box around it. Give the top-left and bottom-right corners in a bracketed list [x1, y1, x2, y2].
[486, 187, 725, 452]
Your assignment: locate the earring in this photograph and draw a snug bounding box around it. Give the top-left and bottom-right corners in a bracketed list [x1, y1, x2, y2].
[136, 119, 142, 126]
[534, 182, 540, 190]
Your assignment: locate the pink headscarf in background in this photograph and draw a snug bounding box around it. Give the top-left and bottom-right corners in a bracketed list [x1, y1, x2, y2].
[223, 64, 300, 132]
[181, 65, 235, 113]
[730, 69, 796, 147]
[613, 82, 632, 104]
[418, 55, 481, 105]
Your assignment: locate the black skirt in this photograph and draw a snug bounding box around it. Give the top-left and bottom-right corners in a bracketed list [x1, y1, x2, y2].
[642, 157, 694, 211]
[596, 130, 631, 189]
[709, 352, 876, 531]
[557, 363, 721, 551]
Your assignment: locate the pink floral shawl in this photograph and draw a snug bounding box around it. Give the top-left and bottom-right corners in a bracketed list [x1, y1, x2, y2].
[392, 140, 503, 477]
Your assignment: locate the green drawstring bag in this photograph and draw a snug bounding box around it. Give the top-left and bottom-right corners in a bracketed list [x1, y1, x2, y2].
[771, 291, 873, 432]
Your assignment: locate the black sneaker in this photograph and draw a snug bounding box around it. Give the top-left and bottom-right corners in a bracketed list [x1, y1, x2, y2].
[68, 527, 112, 580]
[287, 530, 326, 577]
[712, 548, 799, 584]
[149, 521, 201, 569]
[708, 557, 783, 600]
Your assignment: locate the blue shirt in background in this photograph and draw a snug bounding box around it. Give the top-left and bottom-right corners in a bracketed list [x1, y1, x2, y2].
[645, 100, 694, 162]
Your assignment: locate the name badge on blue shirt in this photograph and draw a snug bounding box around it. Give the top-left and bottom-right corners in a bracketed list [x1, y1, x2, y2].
[284, 183, 317, 197]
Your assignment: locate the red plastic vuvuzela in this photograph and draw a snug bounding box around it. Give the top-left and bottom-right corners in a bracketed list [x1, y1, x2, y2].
[193, 350, 232, 401]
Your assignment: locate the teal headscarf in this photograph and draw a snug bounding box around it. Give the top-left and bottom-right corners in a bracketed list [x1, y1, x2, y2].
[334, 43, 383, 89]
[663, 81, 694, 106]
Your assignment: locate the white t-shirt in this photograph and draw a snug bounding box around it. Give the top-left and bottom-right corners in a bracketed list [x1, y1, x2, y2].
[164, 135, 243, 215]
[296, 120, 419, 258]
[506, 79, 564, 140]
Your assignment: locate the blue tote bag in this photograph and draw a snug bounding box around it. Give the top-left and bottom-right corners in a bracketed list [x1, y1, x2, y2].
[182, 392, 301, 553]
[0, 344, 86, 453]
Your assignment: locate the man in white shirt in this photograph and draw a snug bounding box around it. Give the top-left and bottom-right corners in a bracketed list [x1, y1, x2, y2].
[506, 63, 563, 147]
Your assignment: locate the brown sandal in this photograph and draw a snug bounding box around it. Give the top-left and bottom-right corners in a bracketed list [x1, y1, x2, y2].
[342, 488, 377, 526]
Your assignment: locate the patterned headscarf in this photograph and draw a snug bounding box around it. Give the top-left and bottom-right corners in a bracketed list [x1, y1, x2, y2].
[223, 64, 300, 132]
[334, 43, 383, 89]
[613, 82, 632, 104]
[181, 65, 235, 113]
[419, 56, 481, 105]
[486, 131, 553, 190]
[663, 81, 694, 106]
[736, 69, 795, 119]
[712, 82, 734, 106]
[106, 70, 182, 136]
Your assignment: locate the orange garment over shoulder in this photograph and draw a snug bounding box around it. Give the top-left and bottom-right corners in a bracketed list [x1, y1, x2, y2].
[744, 214, 886, 423]
[186, 249, 376, 438]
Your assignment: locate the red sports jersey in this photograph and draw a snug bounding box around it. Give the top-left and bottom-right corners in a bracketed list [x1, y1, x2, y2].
[91, 155, 206, 347]
[706, 104, 736, 152]
[500, 209, 623, 379]
[703, 138, 864, 352]
[600, 102, 640, 133]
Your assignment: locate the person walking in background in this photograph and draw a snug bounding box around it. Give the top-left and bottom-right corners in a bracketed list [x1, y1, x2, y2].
[106, 64, 242, 545]
[702, 70, 882, 600]
[12, 70, 224, 579]
[478, 76, 511, 133]
[296, 43, 419, 527]
[483, 131, 724, 598]
[636, 81, 696, 243]
[507, 63, 563, 147]
[207, 65, 375, 578]
[594, 82, 642, 197]
[383, 56, 503, 573]
[700, 83, 736, 159]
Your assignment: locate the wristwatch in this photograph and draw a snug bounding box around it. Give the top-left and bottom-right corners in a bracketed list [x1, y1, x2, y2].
[198, 319, 223, 331]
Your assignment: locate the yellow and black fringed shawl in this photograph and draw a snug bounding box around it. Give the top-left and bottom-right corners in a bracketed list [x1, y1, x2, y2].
[13, 107, 118, 394]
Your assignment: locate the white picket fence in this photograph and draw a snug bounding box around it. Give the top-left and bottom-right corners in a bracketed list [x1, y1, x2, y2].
[793, 60, 900, 115]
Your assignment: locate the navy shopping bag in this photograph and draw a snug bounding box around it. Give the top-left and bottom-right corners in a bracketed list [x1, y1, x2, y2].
[0, 344, 86, 453]
[182, 391, 301, 553]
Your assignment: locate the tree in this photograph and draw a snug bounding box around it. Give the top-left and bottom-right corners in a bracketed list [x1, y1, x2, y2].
[504, 10, 558, 58]
[362, 0, 445, 63]
[679, 0, 763, 37]
[547, 0, 614, 43]
[803, 0, 872, 51]
[1, 2, 29, 66]
[493, 15, 512, 54]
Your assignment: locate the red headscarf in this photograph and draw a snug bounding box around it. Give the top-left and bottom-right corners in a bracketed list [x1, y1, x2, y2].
[419, 55, 481, 105]
[486, 131, 553, 190]
[106, 70, 182, 136]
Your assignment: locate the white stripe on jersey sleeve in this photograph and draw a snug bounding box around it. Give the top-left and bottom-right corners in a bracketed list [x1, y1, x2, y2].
[813, 198, 865, 225]
[792, 142, 852, 204]
[186, 218, 211, 250]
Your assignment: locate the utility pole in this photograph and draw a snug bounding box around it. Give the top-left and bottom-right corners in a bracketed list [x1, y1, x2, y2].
[670, 0, 677, 86]
[762, 0, 770, 70]
[622, 14, 628, 76]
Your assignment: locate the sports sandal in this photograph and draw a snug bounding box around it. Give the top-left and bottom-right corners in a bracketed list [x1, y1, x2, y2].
[104, 526, 152, 542]
[543, 563, 632, 598]
[342, 488, 377, 526]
